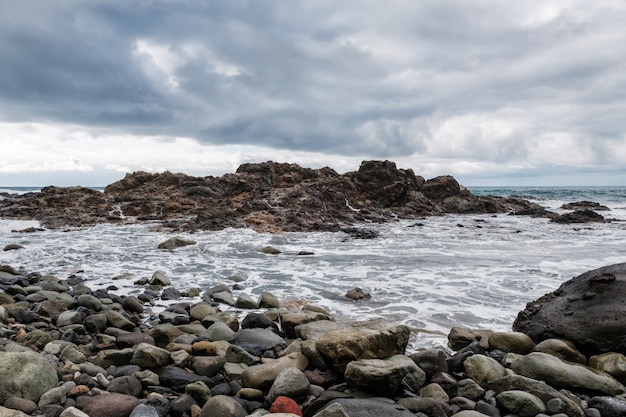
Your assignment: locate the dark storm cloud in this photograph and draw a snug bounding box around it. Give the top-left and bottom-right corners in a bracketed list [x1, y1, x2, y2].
[1, 1, 625, 165]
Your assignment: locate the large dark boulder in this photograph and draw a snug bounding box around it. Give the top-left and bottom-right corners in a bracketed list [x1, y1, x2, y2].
[551, 209, 605, 224]
[513, 263, 626, 355]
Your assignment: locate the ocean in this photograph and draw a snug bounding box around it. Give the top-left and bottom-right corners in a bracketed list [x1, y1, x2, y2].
[1, 186, 625, 351]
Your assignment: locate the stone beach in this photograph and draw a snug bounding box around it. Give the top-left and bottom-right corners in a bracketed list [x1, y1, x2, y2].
[2, 260, 626, 417]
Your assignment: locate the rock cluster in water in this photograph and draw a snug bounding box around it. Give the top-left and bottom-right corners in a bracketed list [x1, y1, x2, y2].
[2, 262, 626, 417]
[0, 160, 562, 233]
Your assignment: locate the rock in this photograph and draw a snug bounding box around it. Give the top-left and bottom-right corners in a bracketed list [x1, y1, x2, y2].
[455, 378, 485, 401]
[241, 352, 309, 389]
[235, 293, 259, 309]
[202, 321, 236, 341]
[280, 311, 333, 339]
[532, 338, 587, 364]
[191, 356, 227, 378]
[0, 351, 59, 403]
[588, 396, 626, 417]
[107, 376, 143, 397]
[260, 246, 282, 255]
[0, 406, 31, 417]
[106, 310, 136, 331]
[316, 319, 410, 372]
[551, 209, 605, 223]
[396, 397, 447, 417]
[198, 395, 247, 417]
[462, 354, 507, 388]
[409, 349, 449, 378]
[266, 367, 311, 405]
[344, 287, 371, 301]
[186, 381, 212, 406]
[269, 396, 302, 416]
[158, 236, 197, 249]
[344, 358, 407, 396]
[321, 398, 415, 417]
[510, 352, 626, 395]
[488, 331, 535, 354]
[3, 244, 24, 251]
[93, 348, 135, 368]
[419, 382, 449, 402]
[38, 386, 67, 407]
[561, 201, 610, 211]
[589, 352, 626, 384]
[513, 263, 626, 355]
[495, 390, 546, 417]
[122, 296, 145, 314]
[448, 326, 492, 351]
[156, 365, 212, 391]
[231, 328, 287, 352]
[4, 397, 38, 414]
[81, 393, 142, 417]
[149, 271, 171, 286]
[76, 294, 103, 311]
[59, 406, 90, 417]
[258, 291, 280, 308]
[128, 404, 160, 417]
[387, 354, 427, 392]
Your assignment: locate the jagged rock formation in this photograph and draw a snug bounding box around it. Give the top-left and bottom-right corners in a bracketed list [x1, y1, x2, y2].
[0, 160, 545, 232]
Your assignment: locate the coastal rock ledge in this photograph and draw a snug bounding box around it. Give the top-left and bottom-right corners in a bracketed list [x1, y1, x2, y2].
[0, 160, 543, 232]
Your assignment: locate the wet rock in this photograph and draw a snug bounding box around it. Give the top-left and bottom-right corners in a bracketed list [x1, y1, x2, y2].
[315, 319, 410, 372]
[344, 358, 407, 396]
[235, 293, 258, 309]
[158, 236, 196, 249]
[532, 338, 587, 364]
[281, 310, 333, 339]
[241, 352, 309, 389]
[344, 287, 371, 301]
[3, 244, 24, 251]
[231, 328, 286, 352]
[514, 263, 626, 355]
[81, 393, 142, 417]
[589, 352, 626, 383]
[408, 349, 449, 378]
[495, 390, 546, 417]
[198, 395, 247, 417]
[488, 331, 535, 354]
[462, 354, 507, 388]
[258, 291, 280, 308]
[588, 396, 626, 417]
[510, 352, 626, 395]
[0, 351, 59, 403]
[149, 271, 171, 286]
[266, 367, 311, 405]
[551, 209, 605, 223]
[561, 201, 610, 211]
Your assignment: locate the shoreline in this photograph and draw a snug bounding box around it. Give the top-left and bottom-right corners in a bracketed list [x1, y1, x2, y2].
[2, 263, 626, 416]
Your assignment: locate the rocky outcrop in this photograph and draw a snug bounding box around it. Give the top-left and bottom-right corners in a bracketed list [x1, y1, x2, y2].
[551, 209, 606, 224]
[0, 160, 546, 232]
[513, 263, 626, 355]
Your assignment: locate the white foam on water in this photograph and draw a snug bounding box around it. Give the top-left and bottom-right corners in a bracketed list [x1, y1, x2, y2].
[1, 208, 626, 351]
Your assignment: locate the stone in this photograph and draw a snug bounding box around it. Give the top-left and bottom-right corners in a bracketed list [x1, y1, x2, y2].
[344, 287, 371, 301]
[462, 354, 507, 388]
[419, 383, 449, 402]
[241, 352, 309, 389]
[589, 352, 626, 383]
[131, 342, 171, 368]
[202, 321, 236, 341]
[510, 352, 626, 395]
[133, 369, 160, 387]
[448, 326, 492, 351]
[3, 397, 38, 415]
[487, 374, 586, 417]
[198, 395, 247, 417]
[38, 386, 67, 407]
[513, 262, 626, 355]
[81, 393, 142, 417]
[258, 291, 280, 308]
[316, 319, 410, 372]
[495, 390, 546, 417]
[156, 365, 212, 391]
[269, 396, 302, 416]
[122, 296, 145, 314]
[107, 376, 143, 397]
[266, 367, 311, 405]
[280, 311, 333, 339]
[158, 236, 197, 249]
[388, 353, 427, 392]
[532, 338, 587, 364]
[450, 411, 493, 417]
[16, 329, 55, 349]
[235, 293, 258, 309]
[344, 358, 407, 396]
[59, 406, 90, 417]
[231, 328, 287, 352]
[409, 349, 449, 377]
[588, 396, 626, 417]
[488, 331, 535, 354]
[395, 397, 447, 417]
[324, 397, 416, 417]
[551, 209, 605, 224]
[93, 348, 135, 368]
[106, 310, 136, 331]
[186, 381, 212, 406]
[116, 332, 156, 348]
[455, 378, 485, 401]
[150, 271, 171, 286]
[226, 344, 260, 366]
[192, 356, 227, 378]
[0, 406, 31, 417]
[0, 351, 59, 403]
[260, 246, 281, 255]
[128, 404, 160, 417]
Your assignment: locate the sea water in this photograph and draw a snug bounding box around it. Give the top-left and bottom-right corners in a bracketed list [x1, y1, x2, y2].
[1, 186, 625, 350]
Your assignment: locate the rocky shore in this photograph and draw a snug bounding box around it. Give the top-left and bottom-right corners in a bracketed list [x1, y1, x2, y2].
[2, 261, 626, 417]
[0, 160, 607, 233]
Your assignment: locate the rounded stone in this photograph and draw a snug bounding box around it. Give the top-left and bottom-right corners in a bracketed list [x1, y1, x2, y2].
[496, 390, 546, 417]
[0, 351, 59, 403]
[198, 395, 247, 417]
[488, 332, 535, 354]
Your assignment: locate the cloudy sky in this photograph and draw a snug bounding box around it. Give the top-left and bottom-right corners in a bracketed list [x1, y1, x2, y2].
[1, 1, 625, 186]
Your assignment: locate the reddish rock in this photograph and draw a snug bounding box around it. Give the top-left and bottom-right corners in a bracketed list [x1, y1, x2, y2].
[81, 393, 141, 417]
[269, 396, 303, 416]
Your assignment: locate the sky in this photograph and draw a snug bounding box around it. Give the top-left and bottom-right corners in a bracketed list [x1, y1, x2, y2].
[1, 1, 626, 187]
